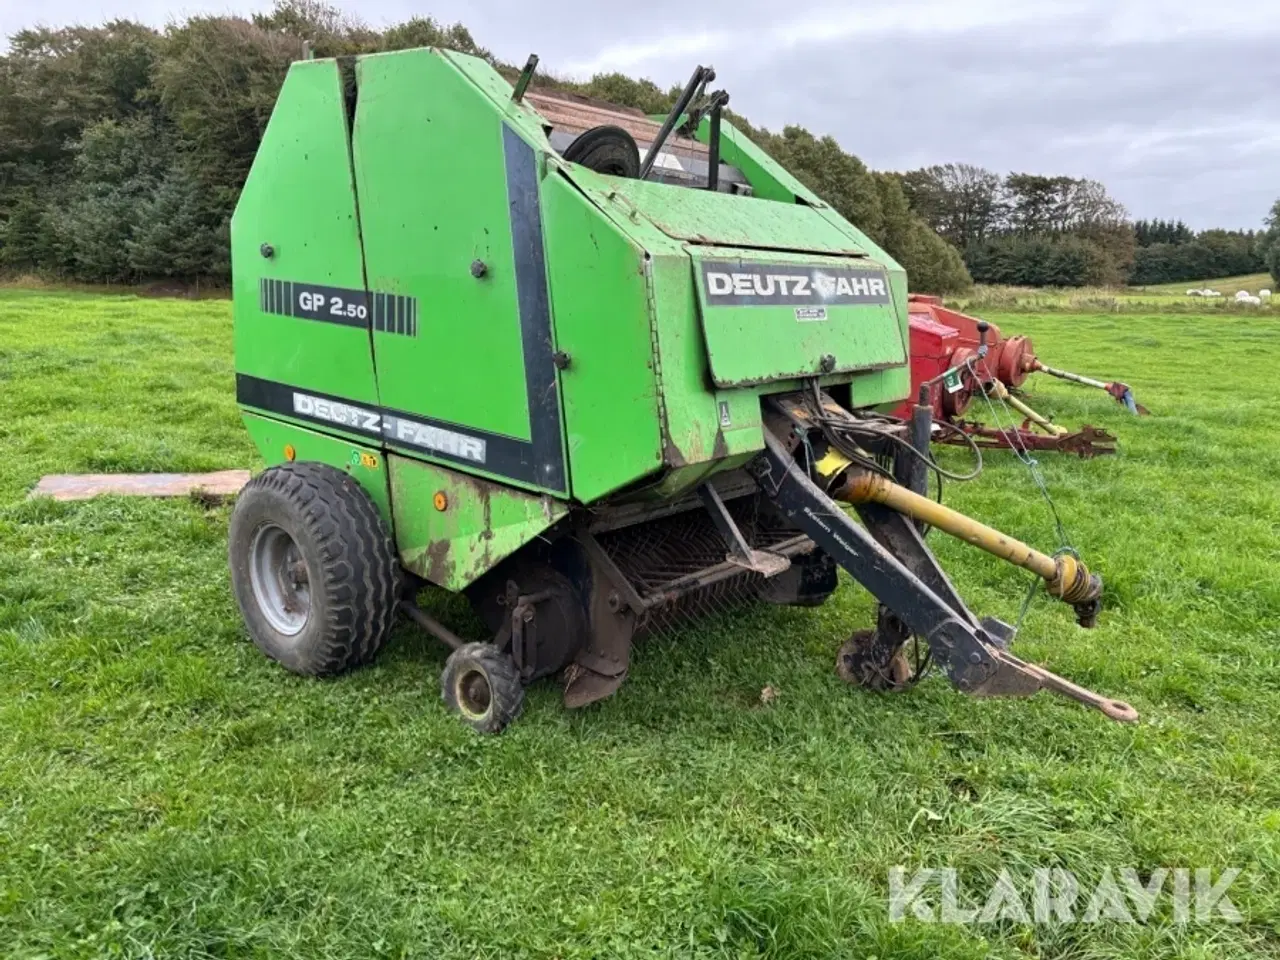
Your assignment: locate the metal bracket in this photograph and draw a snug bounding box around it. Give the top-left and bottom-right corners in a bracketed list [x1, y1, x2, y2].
[752, 432, 996, 690]
[751, 430, 1138, 722]
[698, 483, 790, 578]
[504, 581, 552, 681]
[511, 53, 539, 103]
[970, 649, 1138, 722]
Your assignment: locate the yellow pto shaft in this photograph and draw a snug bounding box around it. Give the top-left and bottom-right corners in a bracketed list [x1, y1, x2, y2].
[814, 449, 1101, 624]
[985, 379, 1067, 437]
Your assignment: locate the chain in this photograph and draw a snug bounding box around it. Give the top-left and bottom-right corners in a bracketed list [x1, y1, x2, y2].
[965, 357, 1078, 632]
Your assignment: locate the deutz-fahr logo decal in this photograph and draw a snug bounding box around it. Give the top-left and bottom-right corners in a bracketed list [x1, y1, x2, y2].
[291, 391, 487, 463]
[700, 261, 891, 308]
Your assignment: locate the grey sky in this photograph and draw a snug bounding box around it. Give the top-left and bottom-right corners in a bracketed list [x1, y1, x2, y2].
[4, 0, 1276, 229]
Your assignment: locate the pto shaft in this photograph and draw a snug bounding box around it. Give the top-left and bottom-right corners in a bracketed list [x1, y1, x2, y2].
[985, 380, 1067, 437]
[815, 451, 1101, 625]
[1033, 362, 1107, 390]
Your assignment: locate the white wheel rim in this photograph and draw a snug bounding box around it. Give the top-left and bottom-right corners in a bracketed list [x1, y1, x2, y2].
[249, 523, 310, 636]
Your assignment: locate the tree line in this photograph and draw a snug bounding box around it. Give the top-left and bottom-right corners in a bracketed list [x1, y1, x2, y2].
[1129, 219, 1267, 286]
[0, 2, 969, 293]
[900, 163, 1277, 287]
[3, 3, 1275, 294]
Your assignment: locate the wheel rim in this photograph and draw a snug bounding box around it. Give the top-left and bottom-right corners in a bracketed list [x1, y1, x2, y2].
[455, 668, 492, 719]
[249, 522, 311, 636]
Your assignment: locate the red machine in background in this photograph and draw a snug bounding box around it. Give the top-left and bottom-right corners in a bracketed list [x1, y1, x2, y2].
[895, 296, 1147, 458]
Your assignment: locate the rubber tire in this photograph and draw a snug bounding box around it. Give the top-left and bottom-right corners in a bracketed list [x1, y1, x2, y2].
[229, 462, 401, 676]
[561, 125, 640, 178]
[440, 643, 524, 734]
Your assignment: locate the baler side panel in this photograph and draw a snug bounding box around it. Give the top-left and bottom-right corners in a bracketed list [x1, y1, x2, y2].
[598, 176, 866, 256]
[439, 49, 558, 150]
[240, 413, 392, 523]
[352, 50, 568, 496]
[388, 456, 568, 590]
[708, 124, 816, 207]
[540, 175, 665, 502]
[231, 60, 380, 410]
[646, 253, 764, 464]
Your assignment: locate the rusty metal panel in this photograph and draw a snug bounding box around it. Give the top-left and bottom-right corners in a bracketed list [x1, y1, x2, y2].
[388, 455, 569, 590]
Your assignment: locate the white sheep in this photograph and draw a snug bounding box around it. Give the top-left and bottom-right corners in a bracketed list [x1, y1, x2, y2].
[1234, 290, 1252, 300]
[1186, 289, 1202, 296]
[1260, 289, 1272, 298]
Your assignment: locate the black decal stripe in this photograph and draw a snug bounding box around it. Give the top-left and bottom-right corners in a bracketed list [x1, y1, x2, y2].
[236, 374, 542, 485]
[236, 374, 381, 441]
[257, 279, 415, 336]
[503, 124, 566, 494]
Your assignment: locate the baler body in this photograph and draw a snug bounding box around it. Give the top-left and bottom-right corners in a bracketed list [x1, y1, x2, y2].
[228, 47, 1131, 726]
[232, 48, 910, 589]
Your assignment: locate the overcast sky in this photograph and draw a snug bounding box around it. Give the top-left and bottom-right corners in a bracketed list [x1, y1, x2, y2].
[4, 0, 1276, 230]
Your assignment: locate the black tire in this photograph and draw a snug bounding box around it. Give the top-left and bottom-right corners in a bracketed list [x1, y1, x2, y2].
[561, 125, 640, 178]
[440, 643, 524, 734]
[229, 462, 401, 676]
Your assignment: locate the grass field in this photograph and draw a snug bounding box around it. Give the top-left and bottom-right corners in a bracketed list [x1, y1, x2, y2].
[955, 273, 1278, 315]
[2, 288, 1279, 958]
[1132, 273, 1274, 298]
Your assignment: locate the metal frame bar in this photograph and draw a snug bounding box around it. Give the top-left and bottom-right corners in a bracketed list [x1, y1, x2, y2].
[751, 432, 998, 691]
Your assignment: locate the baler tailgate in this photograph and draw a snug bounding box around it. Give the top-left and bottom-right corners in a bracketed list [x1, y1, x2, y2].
[691, 248, 907, 387]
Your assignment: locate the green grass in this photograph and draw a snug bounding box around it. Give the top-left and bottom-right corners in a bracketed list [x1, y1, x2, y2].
[955, 273, 1277, 315]
[2, 288, 1280, 958]
[1133, 273, 1274, 298]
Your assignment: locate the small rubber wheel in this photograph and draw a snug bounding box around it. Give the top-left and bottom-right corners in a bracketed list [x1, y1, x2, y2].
[229, 462, 401, 676]
[441, 643, 524, 734]
[836, 629, 913, 691]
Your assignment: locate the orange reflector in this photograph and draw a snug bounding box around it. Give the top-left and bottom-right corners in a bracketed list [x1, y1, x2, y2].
[284, 444, 296, 461]
[433, 491, 448, 511]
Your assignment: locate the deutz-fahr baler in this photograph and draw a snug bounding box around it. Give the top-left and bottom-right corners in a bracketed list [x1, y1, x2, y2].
[228, 49, 1136, 732]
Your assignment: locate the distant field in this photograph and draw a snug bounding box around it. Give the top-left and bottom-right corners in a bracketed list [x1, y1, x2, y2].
[2, 288, 1280, 958]
[956, 273, 1277, 314]
[1131, 273, 1274, 297]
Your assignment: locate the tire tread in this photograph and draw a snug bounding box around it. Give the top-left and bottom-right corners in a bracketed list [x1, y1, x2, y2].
[231, 462, 401, 676]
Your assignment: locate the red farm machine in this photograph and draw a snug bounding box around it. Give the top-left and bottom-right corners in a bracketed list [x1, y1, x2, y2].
[896, 296, 1147, 459]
